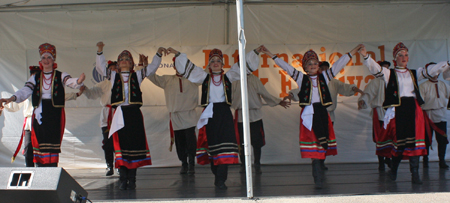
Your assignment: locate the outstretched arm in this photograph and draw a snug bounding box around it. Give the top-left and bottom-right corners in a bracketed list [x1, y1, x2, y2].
[226, 46, 262, 82]
[261, 45, 304, 86]
[325, 44, 362, 78]
[167, 47, 208, 84]
[96, 41, 108, 76]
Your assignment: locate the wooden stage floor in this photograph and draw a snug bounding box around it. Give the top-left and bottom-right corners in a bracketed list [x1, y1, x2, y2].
[68, 162, 450, 201]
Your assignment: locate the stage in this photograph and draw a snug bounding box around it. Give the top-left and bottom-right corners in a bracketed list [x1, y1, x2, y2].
[68, 162, 450, 202]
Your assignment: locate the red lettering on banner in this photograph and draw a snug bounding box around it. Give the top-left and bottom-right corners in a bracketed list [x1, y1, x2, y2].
[203, 50, 211, 69]
[378, 45, 385, 61]
[368, 51, 376, 61]
[292, 54, 303, 68]
[261, 54, 270, 68]
[232, 49, 239, 64]
[365, 75, 375, 84]
[319, 47, 326, 61]
[279, 70, 292, 97]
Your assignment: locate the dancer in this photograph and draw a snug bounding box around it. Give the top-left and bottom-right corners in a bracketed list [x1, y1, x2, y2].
[358, 61, 392, 171]
[4, 66, 85, 167]
[147, 55, 199, 175]
[359, 43, 450, 184]
[232, 69, 290, 174]
[0, 43, 85, 167]
[167, 46, 261, 190]
[96, 42, 164, 190]
[261, 44, 362, 189]
[290, 61, 363, 170]
[84, 48, 118, 176]
[419, 62, 450, 169]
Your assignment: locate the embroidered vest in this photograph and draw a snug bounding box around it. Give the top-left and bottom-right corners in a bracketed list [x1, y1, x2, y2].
[201, 74, 232, 106]
[111, 72, 143, 107]
[298, 74, 332, 108]
[383, 69, 424, 108]
[32, 70, 65, 108]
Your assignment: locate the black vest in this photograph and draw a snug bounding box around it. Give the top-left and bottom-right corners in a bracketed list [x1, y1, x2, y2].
[111, 72, 143, 107]
[383, 69, 424, 108]
[298, 74, 332, 108]
[32, 70, 65, 108]
[201, 74, 232, 106]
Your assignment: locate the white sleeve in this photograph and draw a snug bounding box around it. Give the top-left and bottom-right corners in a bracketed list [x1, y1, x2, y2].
[273, 57, 304, 87]
[62, 72, 83, 89]
[417, 61, 450, 81]
[13, 76, 35, 103]
[363, 55, 390, 84]
[325, 53, 351, 79]
[136, 54, 162, 83]
[226, 50, 260, 82]
[288, 88, 301, 102]
[174, 53, 208, 84]
[96, 53, 108, 76]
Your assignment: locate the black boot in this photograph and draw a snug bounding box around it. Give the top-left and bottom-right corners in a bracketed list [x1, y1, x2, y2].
[389, 156, 402, 181]
[119, 167, 128, 190]
[320, 159, 328, 171]
[254, 163, 262, 174]
[239, 150, 245, 173]
[180, 163, 188, 174]
[409, 156, 422, 184]
[377, 156, 385, 171]
[423, 156, 429, 168]
[188, 154, 195, 175]
[127, 169, 137, 190]
[312, 159, 323, 189]
[106, 162, 114, 176]
[385, 157, 392, 169]
[254, 147, 262, 174]
[438, 143, 449, 169]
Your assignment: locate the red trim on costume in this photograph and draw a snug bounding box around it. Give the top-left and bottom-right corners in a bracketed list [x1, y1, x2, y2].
[196, 126, 210, 165]
[169, 113, 175, 151]
[372, 108, 382, 143]
[383, 100, 427, 158]
[299, 109, 337, 160]
[423, 111, 447, 145]
[113, 110, 152, 169]
[234, 109, 241, 146]
[11, 117, 27, 163]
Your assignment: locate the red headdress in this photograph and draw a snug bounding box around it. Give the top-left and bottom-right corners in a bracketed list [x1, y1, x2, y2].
[301, 50, 319, 71]
[38, 43, 57, 69]
[393, 42, 408, 60]
[117, 50, 135, 70]
[209, 48, 223, 63]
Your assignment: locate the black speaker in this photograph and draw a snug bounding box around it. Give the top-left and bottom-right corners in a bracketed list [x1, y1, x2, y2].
[0, 167, 88, 203]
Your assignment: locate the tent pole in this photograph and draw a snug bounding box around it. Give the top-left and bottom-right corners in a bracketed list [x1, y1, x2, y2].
[235, 0, 253, 199]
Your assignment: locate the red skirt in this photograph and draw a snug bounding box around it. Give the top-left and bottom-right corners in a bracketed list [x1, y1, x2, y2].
[112, 105, 152, 169]
[299, 106, 337, 160]
[378, 98, 427, 158]
[31, 100, 65, 165]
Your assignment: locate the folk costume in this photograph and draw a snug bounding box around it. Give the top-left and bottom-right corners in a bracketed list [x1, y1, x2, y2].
[10, 43, 83, 167]
[231, 73, 281, 174]
[419, 70, 450, 169]
[173, 49, 259, 189]
[273, 49, 353, 188]
[96, 50, 162, 190]
[358, 75, 392, 171]
[363, 42, 450, 183]
[290, 77, 357, 170]
[147, 58, 199, 175]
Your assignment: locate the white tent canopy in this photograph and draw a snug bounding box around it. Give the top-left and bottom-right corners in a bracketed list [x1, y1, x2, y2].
[0, 0, 450, 168]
